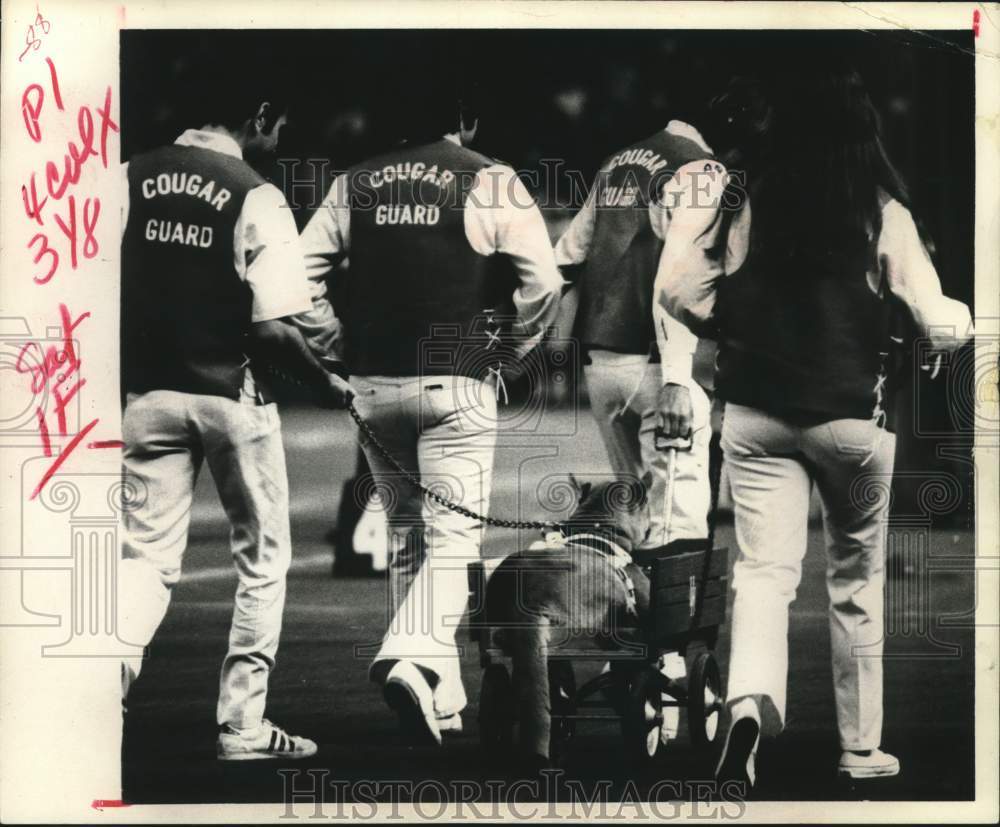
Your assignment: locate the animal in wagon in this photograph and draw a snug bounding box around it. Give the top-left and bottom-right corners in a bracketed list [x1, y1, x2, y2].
[482, 474, 655, 769]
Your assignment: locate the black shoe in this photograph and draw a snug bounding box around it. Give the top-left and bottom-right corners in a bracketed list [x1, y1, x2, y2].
[383, 661, 442, 747]
[715, 717, 759, 792]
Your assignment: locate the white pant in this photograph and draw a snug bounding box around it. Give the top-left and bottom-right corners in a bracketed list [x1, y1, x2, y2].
[117, 388, 291, 730]
[584, 352, 711, 546]
[722, 403, 895, 750]
[355, 375, 497, 718]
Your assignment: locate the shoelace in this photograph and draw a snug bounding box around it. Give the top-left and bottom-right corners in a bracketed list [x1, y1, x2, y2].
[487, 362, 509, 404]
[862, 360, 889, 468]
[483, 309, 510, 404]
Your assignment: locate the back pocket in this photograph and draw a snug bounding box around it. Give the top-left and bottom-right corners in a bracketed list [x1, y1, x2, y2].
[826, 419, 878, 456]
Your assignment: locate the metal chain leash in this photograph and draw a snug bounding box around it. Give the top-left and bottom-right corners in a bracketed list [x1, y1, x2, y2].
[346, 402, 559, 532]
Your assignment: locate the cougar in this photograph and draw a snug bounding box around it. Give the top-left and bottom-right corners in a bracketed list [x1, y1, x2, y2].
[483, 473, 654, 767]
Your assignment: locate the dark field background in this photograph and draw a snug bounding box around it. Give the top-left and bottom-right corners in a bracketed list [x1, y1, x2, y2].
[120, 28, 979, 804]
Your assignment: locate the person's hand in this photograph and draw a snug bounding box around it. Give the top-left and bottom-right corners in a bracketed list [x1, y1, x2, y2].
[319, 372, 356, 409]
[657, 382, 693, 438]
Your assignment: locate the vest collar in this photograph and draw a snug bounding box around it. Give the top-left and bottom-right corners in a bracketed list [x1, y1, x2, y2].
[174, 129, 243, 160]
[666, 120, 712, 153]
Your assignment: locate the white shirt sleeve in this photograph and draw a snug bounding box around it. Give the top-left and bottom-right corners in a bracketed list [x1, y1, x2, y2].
[877, 200, 973, 350]
[234, 183, 313, 323]
[651, 159, 728, 386]
[299, 173, 351, 298]
[553, 182, 597, 268]
[652, 160, 732, 353]
[655, 298, 699, 387]
[465, 164, 565, 358]
[289, 173, 351, 360]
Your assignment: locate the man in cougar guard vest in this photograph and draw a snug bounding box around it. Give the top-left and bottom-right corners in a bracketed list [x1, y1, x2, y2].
[118, 82, 355, 762]
[554, 120, 718, 741]
[299, 91, 563, 745]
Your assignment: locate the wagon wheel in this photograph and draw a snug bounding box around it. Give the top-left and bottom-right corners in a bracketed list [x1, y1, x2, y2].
[688, 652, 723, 753]
[622, 667, 663, 765]
[599, 660, 630, 714]
[548, 660, 577, 758]
[479, 664, 514, 758]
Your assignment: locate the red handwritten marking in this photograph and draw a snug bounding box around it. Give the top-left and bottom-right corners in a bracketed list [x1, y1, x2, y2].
[27, 232, 58, 283]
[52, 377, 85, 435]
[53, 195, 80, 269]
[14, 305, 115, 499]
[51, 195, 102, 270]
[19, 56, 117, 286]
[29, 420, 98, 500]
[36, 408, 52, 457]
[92, 800, 129, 809]
[22, 175, 47, 226]
[22, 85, 44, 142]
[46, 57, 64, 110]
[82, 197, 101, 258]
[20, 59, 64, 143]
[973, 9, 980, 37]
[14, 303, 89, 393]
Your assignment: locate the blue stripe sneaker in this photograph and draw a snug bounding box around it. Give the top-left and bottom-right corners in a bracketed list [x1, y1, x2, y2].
[217, 719, 318, 761]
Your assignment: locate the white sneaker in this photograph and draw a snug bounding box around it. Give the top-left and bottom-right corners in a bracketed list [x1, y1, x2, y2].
[383, 661, 442, 746]
[217, 719, 318, 761]
[437, 713, 463, 734]
[838, 748, 900, 779]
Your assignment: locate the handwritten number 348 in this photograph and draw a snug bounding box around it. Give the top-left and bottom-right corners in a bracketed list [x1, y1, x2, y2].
[29, 197, 100, 284]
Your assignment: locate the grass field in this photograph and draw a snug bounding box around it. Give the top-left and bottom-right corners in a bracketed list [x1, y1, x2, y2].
[122, 406, 976, 805]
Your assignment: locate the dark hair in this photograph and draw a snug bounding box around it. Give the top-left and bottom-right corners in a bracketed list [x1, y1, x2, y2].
[380, 72, 483, 146]
[710, 62, 919, 264]
[176, 47, 291, 134]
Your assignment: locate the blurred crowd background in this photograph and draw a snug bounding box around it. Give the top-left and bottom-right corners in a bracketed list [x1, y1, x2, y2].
[122, 28, 977, 524]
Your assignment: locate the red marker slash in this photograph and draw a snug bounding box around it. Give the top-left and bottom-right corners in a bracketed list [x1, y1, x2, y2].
[88, 439, 125, 449]
[29, 419, 98, 499]
[973, 9, 980, 37]
[91, 799, 129, 809]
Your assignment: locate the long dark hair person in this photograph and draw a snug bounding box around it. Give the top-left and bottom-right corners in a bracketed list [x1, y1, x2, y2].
[704, 62, 932, 266]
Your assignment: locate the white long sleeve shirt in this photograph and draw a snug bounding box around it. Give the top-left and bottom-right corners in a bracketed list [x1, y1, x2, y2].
[298, 133, 565, 363]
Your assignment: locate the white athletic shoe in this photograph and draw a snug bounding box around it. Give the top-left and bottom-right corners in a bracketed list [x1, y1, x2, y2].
[217, 719, 318, 761]
[383, 661, 442, 746]
[838, 748, 900, 779]
[437, 713, 463, 735]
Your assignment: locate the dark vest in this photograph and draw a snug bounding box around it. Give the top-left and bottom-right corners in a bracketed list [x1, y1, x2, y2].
[575, 129, 713, 358]
[122, 144, 265, 400]
[715, 234, 893, 423]
[341, 139, 518, 377]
